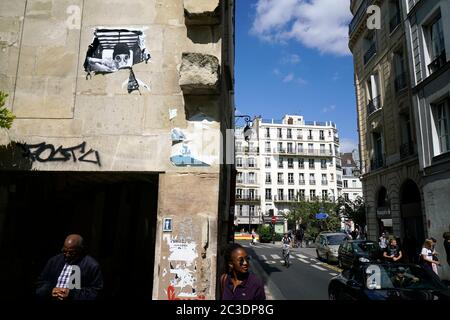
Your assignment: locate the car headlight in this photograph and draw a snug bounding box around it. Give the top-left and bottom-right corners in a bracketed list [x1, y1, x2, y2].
[359, 257, 370, 263]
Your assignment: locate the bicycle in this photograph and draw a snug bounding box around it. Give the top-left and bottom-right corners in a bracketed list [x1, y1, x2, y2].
[282, 243, 291, 267]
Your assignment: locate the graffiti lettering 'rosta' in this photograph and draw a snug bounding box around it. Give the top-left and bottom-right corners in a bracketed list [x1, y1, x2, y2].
[18, 142, 101, 167]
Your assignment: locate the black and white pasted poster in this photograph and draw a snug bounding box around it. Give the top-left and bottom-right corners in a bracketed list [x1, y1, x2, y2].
[84, 28, 151, 93]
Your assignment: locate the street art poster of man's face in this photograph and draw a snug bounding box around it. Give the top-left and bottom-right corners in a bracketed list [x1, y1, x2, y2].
[84, 29, 150, 74]
[83, 28, 151, 93]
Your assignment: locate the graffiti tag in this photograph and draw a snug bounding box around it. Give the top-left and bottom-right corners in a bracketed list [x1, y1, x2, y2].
[18, 142, 101, 166]
[167, 285, 205, 300]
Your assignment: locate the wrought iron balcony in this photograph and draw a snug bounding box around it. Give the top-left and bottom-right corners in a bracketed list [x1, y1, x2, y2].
[428, 51, 447, 74]
[367, 95, 381, 117]
[235, 195, 261, 203]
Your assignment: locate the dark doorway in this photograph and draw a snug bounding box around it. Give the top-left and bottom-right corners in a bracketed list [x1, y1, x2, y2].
[0, 171, 158, 300]
[376, 186, 392, 236]
[400, 179, 424, 263]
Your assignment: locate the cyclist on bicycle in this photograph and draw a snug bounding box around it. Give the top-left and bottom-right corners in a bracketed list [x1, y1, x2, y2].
[281, 233, 292, 267]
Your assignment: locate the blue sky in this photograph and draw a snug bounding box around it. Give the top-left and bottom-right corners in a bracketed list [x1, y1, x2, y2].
[235, 0, 358, 152]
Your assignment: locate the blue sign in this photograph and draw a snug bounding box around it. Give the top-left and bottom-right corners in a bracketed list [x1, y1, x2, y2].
[315, 212, 329, 219]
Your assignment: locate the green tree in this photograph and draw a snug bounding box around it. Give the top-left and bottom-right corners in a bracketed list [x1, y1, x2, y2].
[284, 199, 341, 240]
[337, 196, 366, 229]
[0, 92, 15, 129]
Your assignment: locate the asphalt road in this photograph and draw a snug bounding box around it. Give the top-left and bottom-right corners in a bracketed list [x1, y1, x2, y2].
[238, 241, 342, 300]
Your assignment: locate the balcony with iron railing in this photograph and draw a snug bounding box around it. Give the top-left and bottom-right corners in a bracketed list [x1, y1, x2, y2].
[274, 195, 337, 203]
[334, 136, 339, 143]
[364, 42, 377, 65]
[235, 195, 261, 203]
[428, 51, 447, 75]
[299, 180, 306, 185]
[309, 180, 316, 185]
[277, 180, 284, 185]
[337, 180, 343, 187]
[367, 95, 382, 117]
[288, 180, 295, 185]
[265, 180, 272, 185]
[297, 135, 303, 140]
[394, 72, 407, 92]
[272, 148, 333, 157]
[321, 180, 328, 186]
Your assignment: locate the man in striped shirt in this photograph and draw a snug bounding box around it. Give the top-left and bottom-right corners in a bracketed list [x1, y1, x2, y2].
[36, 234, 103, 300]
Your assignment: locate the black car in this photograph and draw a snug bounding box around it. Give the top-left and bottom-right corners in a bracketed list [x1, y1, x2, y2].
[328, 263, 450, 300]
[338, 240, 381, 269]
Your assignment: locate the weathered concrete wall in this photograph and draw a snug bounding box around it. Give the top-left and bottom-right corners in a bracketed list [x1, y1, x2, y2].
[153, 172, 219, 300]
[0, 0, 224, 174]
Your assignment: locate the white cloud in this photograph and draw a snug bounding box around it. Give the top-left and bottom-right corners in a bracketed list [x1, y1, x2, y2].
[283, 73, 295, 83]
[281, 53, 301, 64]
[273, 68, 281, 76]
[340, 138, 358, 153]
[322, 104, 336, 113]
[297, 77, 307, 85]
[251, 0, 352, 56]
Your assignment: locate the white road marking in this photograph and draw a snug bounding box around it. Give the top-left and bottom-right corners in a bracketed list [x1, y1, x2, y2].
[260, 255, 267, 261]
[265, 261, 276, 264]
[295, 254, 309, 259]
[298, 258, 310, 264]
[330, 273, 338, 276]
[271, 254, 282, 260]
[311, 265, 327, 271]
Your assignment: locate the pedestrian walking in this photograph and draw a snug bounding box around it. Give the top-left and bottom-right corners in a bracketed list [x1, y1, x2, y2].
[420, 239, 440, 275]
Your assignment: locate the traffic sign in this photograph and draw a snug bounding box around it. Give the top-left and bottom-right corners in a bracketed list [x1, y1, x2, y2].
[271, 216, 276, 224]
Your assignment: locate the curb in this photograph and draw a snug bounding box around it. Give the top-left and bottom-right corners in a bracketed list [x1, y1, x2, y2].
[250, 254, 285, 300]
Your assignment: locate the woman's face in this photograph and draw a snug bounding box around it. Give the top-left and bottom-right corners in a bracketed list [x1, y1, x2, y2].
[230, 248, 250, 274]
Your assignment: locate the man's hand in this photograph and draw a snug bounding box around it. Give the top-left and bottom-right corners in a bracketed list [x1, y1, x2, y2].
[52, 288, 70, 300]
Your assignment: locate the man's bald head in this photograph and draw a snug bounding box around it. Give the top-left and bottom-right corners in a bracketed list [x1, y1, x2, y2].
[64, 234, 84, 249]
[62, 234, 84, 263]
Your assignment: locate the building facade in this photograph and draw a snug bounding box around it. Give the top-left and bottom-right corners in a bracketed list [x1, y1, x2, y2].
[403, 0, 450, 281]
[235, 115, 342, 233]
[0, 0, 234, 300]
[349, 0, 424, 249]
[234, 127, 262, 231]
[341, 151, 363, 202]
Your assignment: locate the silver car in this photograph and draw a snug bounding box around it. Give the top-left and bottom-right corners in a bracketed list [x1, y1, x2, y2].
[315, 232, 349, 263]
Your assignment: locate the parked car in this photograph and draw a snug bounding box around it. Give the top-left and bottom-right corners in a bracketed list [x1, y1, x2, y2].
[315, 232, 350, 263]
[338, 240, 382, 269]
[328, 263, 450, 300]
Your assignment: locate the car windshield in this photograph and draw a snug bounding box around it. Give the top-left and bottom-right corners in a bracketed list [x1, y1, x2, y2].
[353, 242, 380, 253]
[326, 234, 348, 245]
[364, 264, 446, 290]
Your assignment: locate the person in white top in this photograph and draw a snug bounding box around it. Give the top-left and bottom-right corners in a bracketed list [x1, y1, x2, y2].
[420, 239, 440, 276]
[379, 233, 388, 249]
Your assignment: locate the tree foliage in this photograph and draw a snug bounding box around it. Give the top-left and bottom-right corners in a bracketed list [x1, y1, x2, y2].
[283, 199, 341, 240]
[0, 92, 15, 129]
[337, 196, 366, 229]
